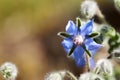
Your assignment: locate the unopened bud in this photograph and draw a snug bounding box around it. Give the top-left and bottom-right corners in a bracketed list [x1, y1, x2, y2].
[0, 62, 18, 80]
[44, 70, 77, 80]
[81, 0, 98, 19]
[79, 72, 104, 80]
[94, 59, 113, 76]
[114, 0, 120, 12]
[111, 47, 120, 59]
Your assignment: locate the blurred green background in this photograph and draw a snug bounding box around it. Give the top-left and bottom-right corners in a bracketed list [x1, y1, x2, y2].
[0, 0, 119, 80]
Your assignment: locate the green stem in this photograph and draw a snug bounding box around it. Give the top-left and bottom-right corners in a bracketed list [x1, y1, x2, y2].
[65, 71, 77, 80]
[85, 53, 90, 72]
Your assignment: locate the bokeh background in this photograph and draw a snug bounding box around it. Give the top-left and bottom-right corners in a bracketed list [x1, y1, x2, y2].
[0, 0, 119, 80]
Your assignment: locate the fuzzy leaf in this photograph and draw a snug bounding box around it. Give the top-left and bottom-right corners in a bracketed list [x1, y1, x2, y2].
[114, 53, 120, 59]
[101, 25, 116, 37]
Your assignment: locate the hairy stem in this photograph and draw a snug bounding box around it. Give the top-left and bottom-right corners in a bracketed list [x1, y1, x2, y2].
[65, 71, 77, 80]
[96, 7, 107, 24]
[85, 53, 90, 72]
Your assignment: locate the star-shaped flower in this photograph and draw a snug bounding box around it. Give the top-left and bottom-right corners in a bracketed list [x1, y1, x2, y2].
[58, 18, 101, 68]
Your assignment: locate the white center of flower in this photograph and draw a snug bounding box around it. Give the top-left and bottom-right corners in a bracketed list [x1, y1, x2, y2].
[73, 35, 83, 45]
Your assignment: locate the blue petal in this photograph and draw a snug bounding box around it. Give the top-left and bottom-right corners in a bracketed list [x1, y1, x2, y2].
[80, 19, 94, 36]
[76, 56, 86, 67]
[89, 58, 95, 69]
[66, 20, 77, 35]
[73, 46, 85, 67]
[84, 38, 101, 56]
[62, 38, 73, 53]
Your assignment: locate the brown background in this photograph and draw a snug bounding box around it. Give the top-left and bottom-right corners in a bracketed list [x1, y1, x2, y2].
[0, 0, 119, 80]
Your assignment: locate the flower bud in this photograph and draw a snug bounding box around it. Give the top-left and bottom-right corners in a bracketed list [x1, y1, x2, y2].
[0, 62, 18, 80]
[94, 59, 113, 76]
[81, 0, 98, 19]
[79, 72, 104, 80]
[111, 47, 120, 59]
[44, 70, 77, 80]
[114, 0, 120, 12]
[45, 71, 62, 80]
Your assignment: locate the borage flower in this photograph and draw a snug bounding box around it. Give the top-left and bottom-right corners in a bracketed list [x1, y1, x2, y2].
[58, 18, 101, 68]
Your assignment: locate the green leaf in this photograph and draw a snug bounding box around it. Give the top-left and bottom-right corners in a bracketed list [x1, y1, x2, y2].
[76, 17, 81, 28]
[68, 44, 76, 56]
[82, 45, 92, 57]
[108, 33, 120, 54]
[114, 52, 120, 59]
[88, 32, 100, 38]
[101, 25, 116, 37]
[57, 32, 71, 38]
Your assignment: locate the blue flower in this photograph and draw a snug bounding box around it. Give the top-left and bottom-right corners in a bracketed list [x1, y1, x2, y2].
[62, 19, 101, 68]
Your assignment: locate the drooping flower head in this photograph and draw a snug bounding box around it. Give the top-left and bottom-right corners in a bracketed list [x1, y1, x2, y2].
[79, 72, 105, 80]
[44, 70, 77, 80]
[0, 62, 18, 80]
[114, 0, 120, 12]
[58, 18, 101, 68]
[44, 71, 62, 80]
[94, 59, 113, 76]
[81, 0, 98, 19]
